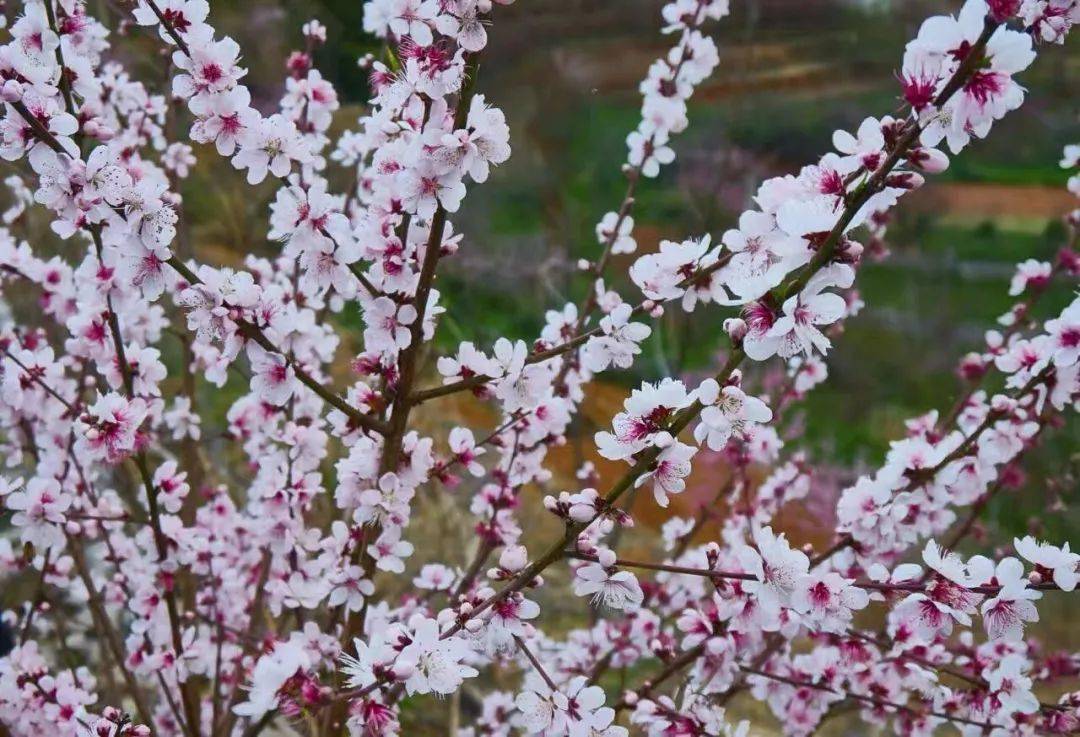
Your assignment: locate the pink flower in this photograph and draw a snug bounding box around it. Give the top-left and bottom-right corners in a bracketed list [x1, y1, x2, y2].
[5, 478, 71, 551]
[76, 393, 148, 464]
[247, 343, 297, 406]
[573, 550, 645, 611]
[968, 556, 1041, 640]
[743, 264, 854, 361]
[362, 296, 418, 356]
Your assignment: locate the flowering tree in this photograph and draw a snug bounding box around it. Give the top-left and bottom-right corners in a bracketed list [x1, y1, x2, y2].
[0, 0, 1079, 735]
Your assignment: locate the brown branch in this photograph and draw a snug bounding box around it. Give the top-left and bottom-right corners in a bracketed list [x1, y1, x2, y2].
[68, 537, 157, 728]
[165, 256, 389, 435]
[738, 665, 993, 730]
[514, 635, 558, 692]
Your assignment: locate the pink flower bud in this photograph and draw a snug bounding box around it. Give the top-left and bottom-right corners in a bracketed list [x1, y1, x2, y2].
[1058, 245, 1080, 276]
[724, 317, 747, 342]
[286, 51, 312, 77]
[597, 548, 617, 567]
[907, 147, 950, 174]
[957, 352, 988, 382]
[302, 20, 327, 42]
[990, 394, 1016, 413]
[1, 80, 24, 103]
[575, 538, 598, 557]
[568, 505, 593, 523]
[839, 240, 864, 264]
[499, 544, 528, 573]
[705, 542, 720, 568]
[885, 171, 925, 190]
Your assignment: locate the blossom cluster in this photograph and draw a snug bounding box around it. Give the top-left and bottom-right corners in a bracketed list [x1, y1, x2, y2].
[0, 0, 1077, 736]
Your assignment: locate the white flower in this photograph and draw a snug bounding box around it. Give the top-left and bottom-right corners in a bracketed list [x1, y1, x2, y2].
[969, 556, 1041, 641]
[388, 0, 438, 46]
[791, 571, 870, 633]
[368, 527, 415, 573]
[636, 437, 696, 507]
[399, 616, 478, 696]
[75, 393, 149, 464]
[832, 116, 886, 173]
[516, 683, 558, 734]
[1043, 297, 1079, 367]
[449, 427, 486, 476]
[986, 654, 1040, 715]
[328, 566, 375, 613]
[1008, 258, 1052, 296]
[433, 94, 511, 182]
[190, 86, 257, 156]
[233, 641, 310, 719]
[581, 303, 651, 372]
[693, 379, 772, 450]
[744, 264, 854, 361]
[720, 210, 807, 302]
[340, 633, 407, 691]
[5, 478, 70, 552]
[172, 25, 245, 98]
[84, 145, 132, 206]
[596, 211, 636, 254]
[573, 553, 644, 611]
[737, 525, 810, 618]
[435, 0, 488, 51]
[627, 126, 675, 177]
[363, 296, 418, 355]
[247, 343, 296, 406]
[401, 157, 466, 219]
[232, 114, 308, 185]
[1014, 536, 1079, 591]
[516, 676, 611, 736]
[478, 590, 540, 655]
[595, 378, 692, 461]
